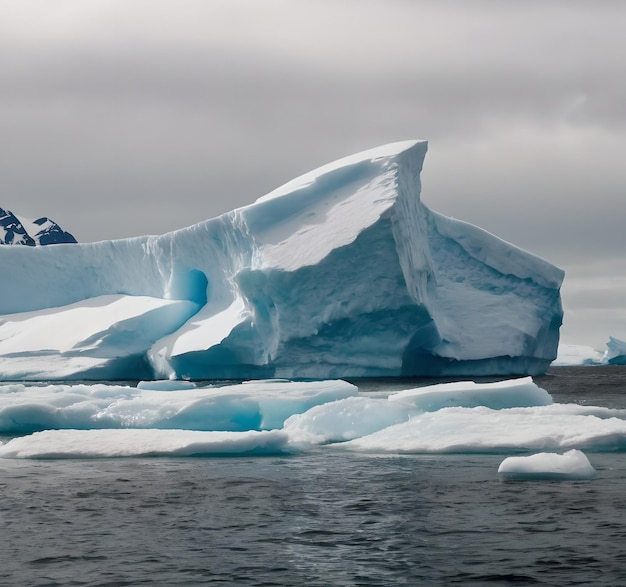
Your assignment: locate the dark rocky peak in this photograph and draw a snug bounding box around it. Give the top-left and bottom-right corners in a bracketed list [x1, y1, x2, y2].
[0, 208, 36, 246]
[0, 208, 77, 245]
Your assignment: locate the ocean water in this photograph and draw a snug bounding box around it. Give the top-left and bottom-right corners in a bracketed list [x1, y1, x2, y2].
[1, 366, 626, 586]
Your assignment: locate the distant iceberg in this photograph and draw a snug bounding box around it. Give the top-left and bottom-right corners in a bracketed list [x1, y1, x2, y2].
[553, 339, 626, 367]
[603, 336, 626, 365]
[553, 344, 604, 366]
[0, 141, 564, 380]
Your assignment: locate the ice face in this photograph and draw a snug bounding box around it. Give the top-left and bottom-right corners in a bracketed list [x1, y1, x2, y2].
[0, 378, 624, 461]
[0, 141, 564, 380]
[498, 450, 597, 481]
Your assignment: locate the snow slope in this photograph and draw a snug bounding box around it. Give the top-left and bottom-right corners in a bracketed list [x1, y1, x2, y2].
[0, 141, 564, 380]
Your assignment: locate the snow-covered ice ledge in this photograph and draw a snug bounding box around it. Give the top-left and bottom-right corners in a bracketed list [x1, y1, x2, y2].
[0, 141, 564, 380]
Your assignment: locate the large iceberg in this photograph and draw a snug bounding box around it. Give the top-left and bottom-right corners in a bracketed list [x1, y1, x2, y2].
[0, 141, 564, 380]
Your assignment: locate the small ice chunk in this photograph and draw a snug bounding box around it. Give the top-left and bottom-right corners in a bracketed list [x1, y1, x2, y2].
[554, 344, 603, 366]
[497, 449, 597, 481]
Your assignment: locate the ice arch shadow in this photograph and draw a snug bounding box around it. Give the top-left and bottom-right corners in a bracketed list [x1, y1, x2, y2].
[168, 268, 209, 306]
[401, 317, 443, 376]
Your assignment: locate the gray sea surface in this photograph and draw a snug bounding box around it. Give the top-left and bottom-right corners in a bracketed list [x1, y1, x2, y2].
[0, 365, 625, 586]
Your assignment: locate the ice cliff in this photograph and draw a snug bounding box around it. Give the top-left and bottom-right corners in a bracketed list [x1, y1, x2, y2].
[0, 141, 564, 380]
[0, 208, 77, 246]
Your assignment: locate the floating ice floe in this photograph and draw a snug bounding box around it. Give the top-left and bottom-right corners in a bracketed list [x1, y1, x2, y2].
[497, 449, 597, 481]
[0, 429, 291, 459]
[387, 377, 552, 410]
[284, 396, 413, 445]
[340, 405, 626, 454]
[0, 377, 626, 459]
[0, 379, 357, 434]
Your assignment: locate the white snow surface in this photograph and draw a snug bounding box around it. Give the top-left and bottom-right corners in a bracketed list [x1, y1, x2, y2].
[0, 294, 199, 379]
[0, 140, 564, 380]
[1, 377, 626, 460]
[18, 215, 54, 243]
[498, 449, 597, 481]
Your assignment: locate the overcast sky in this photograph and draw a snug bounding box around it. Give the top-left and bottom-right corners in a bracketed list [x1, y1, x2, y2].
[1, 0, 625, 349]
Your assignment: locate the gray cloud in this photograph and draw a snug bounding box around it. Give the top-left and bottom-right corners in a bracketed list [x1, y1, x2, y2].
[1, 0, 625, 346]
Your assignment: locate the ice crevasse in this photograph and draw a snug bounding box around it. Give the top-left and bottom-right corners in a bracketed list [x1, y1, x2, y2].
[0, 141, 564, 380]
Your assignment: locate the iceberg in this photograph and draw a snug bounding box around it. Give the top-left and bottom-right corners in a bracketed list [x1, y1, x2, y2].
[0, 141, 564, 380]
[603, 336, 626, 365]
[553, 344, 604, 366]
